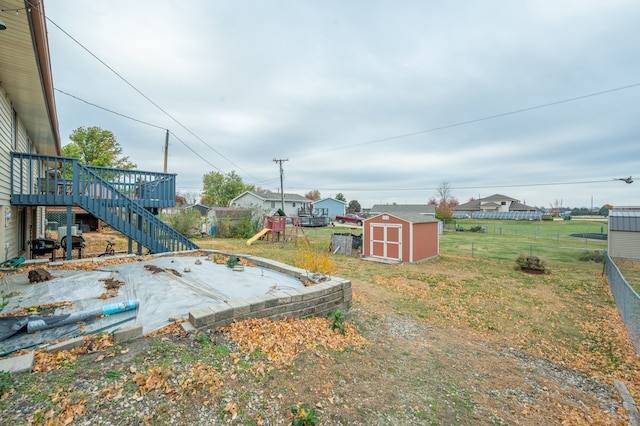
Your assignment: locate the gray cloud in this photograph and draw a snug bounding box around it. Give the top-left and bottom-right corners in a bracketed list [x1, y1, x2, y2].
[45, 0, 639, 209]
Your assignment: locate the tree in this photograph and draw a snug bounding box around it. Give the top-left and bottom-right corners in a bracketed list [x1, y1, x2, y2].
[63, 126, 137, 169]
[201, 170, 254, 206]
[433, 180, 458, 220]
[598, 205, 610, 217]
[348, 200, 361, 213]
[175, 194, 187, 207]
[305, 189, 321, 200]
[436, 180, 454, 205]
[335, 193, 346, 202]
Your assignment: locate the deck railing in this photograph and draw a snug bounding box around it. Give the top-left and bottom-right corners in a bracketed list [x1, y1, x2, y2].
[10, 153, 176, 208]
[10, 153, 198, 254]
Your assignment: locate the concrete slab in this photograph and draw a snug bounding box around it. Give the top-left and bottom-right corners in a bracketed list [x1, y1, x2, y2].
[0, 352, 34, 373]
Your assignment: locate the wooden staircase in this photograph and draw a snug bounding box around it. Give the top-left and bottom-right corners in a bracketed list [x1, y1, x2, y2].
[11, 153, 199, 255]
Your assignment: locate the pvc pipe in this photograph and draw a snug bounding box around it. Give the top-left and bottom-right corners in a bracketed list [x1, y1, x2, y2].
[27, 299, 139, 333]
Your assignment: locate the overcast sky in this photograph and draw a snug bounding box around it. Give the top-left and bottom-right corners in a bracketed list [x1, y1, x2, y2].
[43, 1, 639, 209]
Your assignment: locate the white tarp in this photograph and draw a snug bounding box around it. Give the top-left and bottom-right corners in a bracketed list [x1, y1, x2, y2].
[0, 255, 304, 354]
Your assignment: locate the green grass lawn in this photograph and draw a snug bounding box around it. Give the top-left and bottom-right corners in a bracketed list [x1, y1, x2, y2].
[197, 219, 637, 387]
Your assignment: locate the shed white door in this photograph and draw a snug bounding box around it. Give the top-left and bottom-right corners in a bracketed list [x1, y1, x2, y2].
[369, 223, 402, 261]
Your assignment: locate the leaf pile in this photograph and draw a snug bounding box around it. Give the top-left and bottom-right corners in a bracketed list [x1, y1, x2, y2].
[132, 363, 222, 398]
[97, 277, 125, 299]
[31, 333, 115, 372]
[209, 253, 255, 267]
[29, 387, 87, 426]
[143, 264, 182, 277]
[221, 317, 367, 368]
[144, 319, 189, 338]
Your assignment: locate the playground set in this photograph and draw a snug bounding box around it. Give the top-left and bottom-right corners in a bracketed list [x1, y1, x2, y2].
[246, 214, 309, 246]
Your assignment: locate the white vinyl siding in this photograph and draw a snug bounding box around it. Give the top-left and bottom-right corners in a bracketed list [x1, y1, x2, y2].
[609, 231, 640, 260]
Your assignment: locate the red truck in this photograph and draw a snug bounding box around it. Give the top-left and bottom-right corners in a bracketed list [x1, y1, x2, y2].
[335, 213, 364, 226]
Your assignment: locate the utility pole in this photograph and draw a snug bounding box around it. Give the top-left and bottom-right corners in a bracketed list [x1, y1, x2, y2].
[273, 158, 288, 213]
[163, 130, 169, 173]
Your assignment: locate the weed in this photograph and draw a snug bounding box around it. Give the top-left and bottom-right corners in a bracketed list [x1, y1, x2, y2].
[289, 403, 320, 426]
[196, 333, 213, 347]
[149, 338, 176, 357]
[328, 310, 346, 335]
[104, 369, 123, 381]
[0, 291, 8, 314]
[0, 371, 14, 395]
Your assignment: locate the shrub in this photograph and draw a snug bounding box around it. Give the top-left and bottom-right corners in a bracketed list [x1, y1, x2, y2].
[579, 250, 604, 263]
[164, 210, 201, 238]
[515, 254, 549, 274]
[293, 241, 335, 275]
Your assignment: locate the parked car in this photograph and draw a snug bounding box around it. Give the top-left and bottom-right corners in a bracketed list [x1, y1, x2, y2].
[335, 214, 364, 226]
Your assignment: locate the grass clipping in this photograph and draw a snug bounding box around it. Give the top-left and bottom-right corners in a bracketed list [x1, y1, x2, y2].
[221, 317, 367, 368]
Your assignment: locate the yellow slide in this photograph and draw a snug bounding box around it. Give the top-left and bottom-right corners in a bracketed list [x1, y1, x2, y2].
[246, 228, 271, 245]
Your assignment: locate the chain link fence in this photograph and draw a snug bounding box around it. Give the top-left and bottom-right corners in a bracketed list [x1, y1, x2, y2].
[605, 252, 640, 356]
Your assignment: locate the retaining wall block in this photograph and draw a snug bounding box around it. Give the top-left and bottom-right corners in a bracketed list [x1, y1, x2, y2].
[113, 325, 143, 343]
[226, 299, 250, 317]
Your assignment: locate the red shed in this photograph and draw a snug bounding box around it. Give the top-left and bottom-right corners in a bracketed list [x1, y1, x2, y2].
[363, 212, 439, 263]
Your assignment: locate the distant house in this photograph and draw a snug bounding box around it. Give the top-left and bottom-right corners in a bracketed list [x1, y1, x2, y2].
[186, 203, 210, 216]
[370, 204, 436, 217]
[313, 198, 346, 219]
[608, 207, 640, 260]
[230, 190, 310, 217]
[454, 194, 537, 213]
[453, 194, 540, 220]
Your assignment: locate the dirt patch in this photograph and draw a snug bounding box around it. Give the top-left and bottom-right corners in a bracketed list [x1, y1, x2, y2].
[0, 248, 634, 424]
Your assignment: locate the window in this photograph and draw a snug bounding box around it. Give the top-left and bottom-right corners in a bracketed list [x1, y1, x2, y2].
[271, 201, 275, 208]
[292, 202, 296, 207]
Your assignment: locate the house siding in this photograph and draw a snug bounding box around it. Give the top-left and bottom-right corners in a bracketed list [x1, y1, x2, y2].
[0, 85, 43, 260]
[608, 209, 640, 261]
[231, 191, 310, 217]
[0, 85, 15, 260]
[313, 198, 346, 219]
[609, 231, 640, 260]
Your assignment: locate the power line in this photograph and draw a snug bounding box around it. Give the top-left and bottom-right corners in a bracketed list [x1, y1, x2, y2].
[54, 89, 166, 130]
[317, 82, 640, 153]
[54, 88, 227, 174]
[286, 178, 620, 192]
[36, 2, 258, 180]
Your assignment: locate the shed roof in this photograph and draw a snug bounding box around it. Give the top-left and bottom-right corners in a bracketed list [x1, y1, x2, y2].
[367, 211, 439, 224]
[609, 210, 640, 232]
[370, 204, 436, 215]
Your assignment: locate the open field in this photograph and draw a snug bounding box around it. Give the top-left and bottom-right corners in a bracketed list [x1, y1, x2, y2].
[1, 219, 638, 424]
